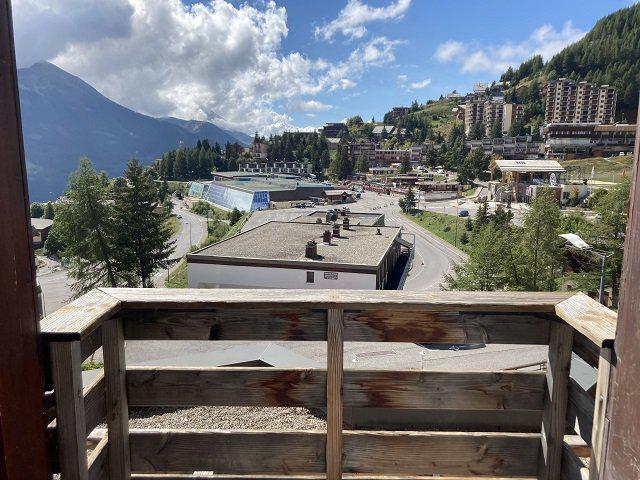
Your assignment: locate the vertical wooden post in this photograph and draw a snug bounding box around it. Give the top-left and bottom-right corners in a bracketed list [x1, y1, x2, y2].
[51, 341, 88, 480]
[326, 308, 344, 480]
[539, 321, 574, 480]
[0, 0, 50, 478]
[102, 317, 131, 479]
[589, 347, 613, 480]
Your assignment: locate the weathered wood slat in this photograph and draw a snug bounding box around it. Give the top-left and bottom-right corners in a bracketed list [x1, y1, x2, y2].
[126, 367, 545, 411]
[566, 378, 595, 446]
[102, 318, 130, 479]
[589, 347, 613, 480]
[555, 292, 616, 348]
[128, 429, 540, 477]
[326, 308, 344, 480]
[539, 322, 574, 480]
[103, 287, 570, 311]
[121, 308, 551, 344]
[343, 407, 542, 431]
[573, 331, 600, 368]
[122, 308, 327, 341]
[88, 436, 108, 480]
[130, 475, 538, 480]
[561, 442, 589, 480]
[81, 325, 104, 362]
[565, 434, 591, 458]
[84, 371, 106, 435]
[41, 289, 121, 340]
[50, 341, 88, 480]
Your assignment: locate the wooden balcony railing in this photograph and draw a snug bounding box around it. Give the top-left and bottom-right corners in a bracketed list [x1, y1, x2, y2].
[41, 289, 617, 480]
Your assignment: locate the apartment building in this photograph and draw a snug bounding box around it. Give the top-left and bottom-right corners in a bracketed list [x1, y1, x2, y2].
[544, 78, 617, 124]
[348, 140, 377, 161]
[543, 123, 636, 158]
[483, 99, 505, 134]
[373, 148, 411, 165]
[465, 135, 543, 159]
[464, 94, 485, 134]
[238, 161, 311, 176]
[320, 122, 348, 138]
[502, 103, 525, 134]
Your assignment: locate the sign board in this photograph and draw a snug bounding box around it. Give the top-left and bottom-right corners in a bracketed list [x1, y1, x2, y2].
[323, 272, 339, 280]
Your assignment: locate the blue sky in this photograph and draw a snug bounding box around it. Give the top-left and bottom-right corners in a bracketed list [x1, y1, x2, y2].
[13, 0, 634, 134]
[269, 0, 632, 128]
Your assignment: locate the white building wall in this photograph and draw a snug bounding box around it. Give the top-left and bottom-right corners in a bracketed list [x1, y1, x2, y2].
[187, 262, 378, 290]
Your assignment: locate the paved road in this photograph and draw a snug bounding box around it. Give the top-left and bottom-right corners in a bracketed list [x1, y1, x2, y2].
[38, 200, 207, 314]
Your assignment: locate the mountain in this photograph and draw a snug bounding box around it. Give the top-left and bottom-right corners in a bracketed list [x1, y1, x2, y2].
[18, 62, 248, 201]
[502, 3, 640, 122]
[158, 117, 252, 147]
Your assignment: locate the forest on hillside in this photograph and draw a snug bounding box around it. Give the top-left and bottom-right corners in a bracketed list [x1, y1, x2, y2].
[502, 4, 640, 122]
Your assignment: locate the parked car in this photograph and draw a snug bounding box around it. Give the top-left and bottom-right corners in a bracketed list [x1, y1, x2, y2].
[458, 210, 469, 217]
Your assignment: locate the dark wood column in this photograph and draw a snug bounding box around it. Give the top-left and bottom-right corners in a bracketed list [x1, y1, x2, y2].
[602, 104, 640, 479]
[0, 0, 50, 477]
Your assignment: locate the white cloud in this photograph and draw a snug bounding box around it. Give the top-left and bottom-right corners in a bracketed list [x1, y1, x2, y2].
[433, 40, 465, 62]
[433, 21, 586, 74]
[13, 0, 402, 135]
[408, 78, 431, 89]
[315, 0, 411, 41]
[294, 100, 333, 112]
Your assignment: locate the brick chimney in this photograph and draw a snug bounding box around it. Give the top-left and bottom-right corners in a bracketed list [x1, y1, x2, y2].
[342, 216, 350, 230]
[332, 223, 340, 238]
[323, 230, 332, 244]
[305, 240, 317, 258]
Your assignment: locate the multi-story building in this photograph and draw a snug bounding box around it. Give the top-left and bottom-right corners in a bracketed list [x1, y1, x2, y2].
[238, 161, 311, 176]
[447, 90, 464, 101]
[390, 107, 410, 119]
[250, 139, 269, 160]
[543, 123, 636, 158]
[465, 136, 543, 160]
[502, 103, 525, 134]
[372, 125, 406, 140]
[320, 122, 348, 138]
[464, 94, 485, 134]
[544, 79, 617, 125]
[483, 99, 505, 135]
[373, 148, 411, 165]
[348, 140, 377, 162]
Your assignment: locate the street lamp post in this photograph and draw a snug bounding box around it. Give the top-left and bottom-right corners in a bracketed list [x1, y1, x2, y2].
[559, 233, 611, 305]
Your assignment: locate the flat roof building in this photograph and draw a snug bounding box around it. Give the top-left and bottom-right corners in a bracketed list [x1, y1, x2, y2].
[187, 221, 411, 290]
[292, 209, 385, 227]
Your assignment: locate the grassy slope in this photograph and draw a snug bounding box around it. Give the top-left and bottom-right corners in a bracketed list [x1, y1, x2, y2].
[561, 155, 633, 184]
[403, 210, 471, 253]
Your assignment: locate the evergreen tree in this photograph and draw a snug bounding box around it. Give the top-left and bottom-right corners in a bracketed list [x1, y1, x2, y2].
[354, 155, 370, 173]
[399, 187, 417, 213]
[30, 203, 44, 218]
[55, 158, 121, 295]
[173, 149, 188, 179]
[469, 122, 485, 140]
[490, 120, 503, 139]
[399, 157, 412, 174]
[111, 159, 175, 287]
[43, 201, 55, 220]
[228, 208, 242, 225]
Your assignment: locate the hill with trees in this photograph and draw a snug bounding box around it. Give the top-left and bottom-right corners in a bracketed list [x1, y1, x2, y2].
[501, 3, 640, 122]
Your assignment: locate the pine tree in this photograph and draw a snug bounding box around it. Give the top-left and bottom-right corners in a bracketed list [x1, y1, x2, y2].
[55, 158, 121, 295]
[30, 203, 44, 218]
[43, 201, 55, 220]
[174, 149, 187, 180]
[111, 159, 175, 287]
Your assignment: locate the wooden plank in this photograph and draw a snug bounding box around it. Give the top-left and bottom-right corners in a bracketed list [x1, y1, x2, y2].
[102, 318, 130, 479]
[573, 331, 600, 368]
[126, 367, 545, 411]
[344, 310, 551, 344]
[555, 293, 616, 348]
[561, 442, 589, 480]
[130, 475, 538, 480]
[84, 371, 106, 435]
[565, 434, 591, 458]
[121, 308, 550, 344]
[122, 307, 327, 341]
[41, 289, 121, 341]
[103, 287, 570, 312]
[566, 378, 595, 446]
[343, 407, 542, 432]
[50, 341, 88, 480]
[539, 322, 574, 480]
[0, 2, 50, 474]
[326, 308, 344, 480]
[128, 429, 540, 477]
[88, 436, 108, 480]
[589, 347, 613, 480]
[81, 325, 104, 362]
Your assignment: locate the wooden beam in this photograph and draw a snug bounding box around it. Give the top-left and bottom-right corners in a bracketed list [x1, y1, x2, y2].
[566, 378, 595, 446]
[538, 322, 574, 480]
[50, 341, 88, 480]
[127, 429, 540, 477]
[87, 436, 108, 480]
[326, 308, 344, 480]
[565, 434, 591, 458]
[572, 330, 600, 368]
[0, 0, 50, 477]
[102, 287, 570, 312]
[129, 475, 539, 480]
[102, 318, 130, 479]
[126, 367, 545, 411]
[84, 371, 106, 435]
[589, 347, 613, 480]
[41, 289, 121, 341]
[121, 308, 550, 344]
[561, 442, 589, 480]
[554, 293, 616, 348]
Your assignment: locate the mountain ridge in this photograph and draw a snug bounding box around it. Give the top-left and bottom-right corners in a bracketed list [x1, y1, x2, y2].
[19, 61, 249, 201]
